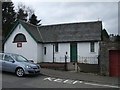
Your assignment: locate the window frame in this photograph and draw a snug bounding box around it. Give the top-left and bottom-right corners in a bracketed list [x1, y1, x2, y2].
[90, 42, 95, 52]
[4, 55, 14, 62]
[55, 43, 58, 52]
[13, 33, 27, 43]
[44, 47, 46, 55]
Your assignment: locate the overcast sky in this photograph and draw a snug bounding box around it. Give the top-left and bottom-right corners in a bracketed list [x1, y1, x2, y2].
[12, 0, 119, 35]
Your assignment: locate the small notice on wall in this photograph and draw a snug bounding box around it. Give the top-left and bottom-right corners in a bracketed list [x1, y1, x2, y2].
[17, 42, 22, 48]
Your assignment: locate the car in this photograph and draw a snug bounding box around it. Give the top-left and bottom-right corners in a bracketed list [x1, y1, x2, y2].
[0, 53, 40, 77]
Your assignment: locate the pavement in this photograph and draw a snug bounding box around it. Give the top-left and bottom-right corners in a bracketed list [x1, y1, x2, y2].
[41, 68, 119, 86]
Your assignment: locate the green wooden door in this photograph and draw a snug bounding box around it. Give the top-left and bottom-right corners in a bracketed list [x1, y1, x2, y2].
[70, 43, 77, 62]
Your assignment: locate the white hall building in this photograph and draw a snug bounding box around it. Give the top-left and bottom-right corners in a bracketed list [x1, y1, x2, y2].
[4, 20, 102, 64]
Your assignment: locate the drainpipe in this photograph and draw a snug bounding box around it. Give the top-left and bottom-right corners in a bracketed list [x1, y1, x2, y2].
[53, 44, 55, 63]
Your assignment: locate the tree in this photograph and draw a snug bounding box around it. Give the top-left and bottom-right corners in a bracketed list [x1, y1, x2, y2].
[16, 3, 34, 22]
[2, 2, 16, 39]
[29, 13, 41, 26]
[115, 35, 120, 42]
[17, 8, 28, 21]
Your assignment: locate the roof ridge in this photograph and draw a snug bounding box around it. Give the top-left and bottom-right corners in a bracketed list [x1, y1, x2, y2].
[19, 20, 37, 27]
[40, 20, 102, 27]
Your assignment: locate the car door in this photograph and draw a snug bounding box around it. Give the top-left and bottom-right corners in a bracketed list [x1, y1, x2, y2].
[3, 54, 16, 72]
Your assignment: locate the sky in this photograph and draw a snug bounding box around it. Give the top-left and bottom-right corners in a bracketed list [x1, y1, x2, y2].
[12, 0, 119, 35]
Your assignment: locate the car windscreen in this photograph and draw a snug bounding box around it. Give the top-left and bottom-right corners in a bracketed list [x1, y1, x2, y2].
[11, 54, 28, 62]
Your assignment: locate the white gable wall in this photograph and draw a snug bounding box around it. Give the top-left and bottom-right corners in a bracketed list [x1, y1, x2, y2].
[4, 24, 38, 63]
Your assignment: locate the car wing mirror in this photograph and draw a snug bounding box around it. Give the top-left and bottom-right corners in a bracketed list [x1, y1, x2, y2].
[29, 60, 34, 63]
[12, 60, 15, 63]
[9, 60, 15, 63]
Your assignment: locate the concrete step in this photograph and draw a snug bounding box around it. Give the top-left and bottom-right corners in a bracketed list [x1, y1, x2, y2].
[67, 63, 75, 71]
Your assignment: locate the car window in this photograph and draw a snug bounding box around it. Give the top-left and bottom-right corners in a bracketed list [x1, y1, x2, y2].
[0, 54, 4, 60]
[4, 55, 14, 62]
[12, 54, 28, 62]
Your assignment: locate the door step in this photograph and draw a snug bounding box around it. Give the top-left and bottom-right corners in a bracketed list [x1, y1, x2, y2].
[67, 63, 75, 71]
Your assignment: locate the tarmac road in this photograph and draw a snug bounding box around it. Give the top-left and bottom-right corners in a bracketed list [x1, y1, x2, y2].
[1, 72, 119, 88]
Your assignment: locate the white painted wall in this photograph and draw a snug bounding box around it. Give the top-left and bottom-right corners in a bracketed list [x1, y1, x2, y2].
[43, 43, 70, 63]
[4, 24, 38, 63]
[43, 44, 53, 62]
[78, 42, 99, 57]
[43, 42, 99, 63]
[37, 44, 43, 63]
[54, 43, 70, 62]
[77, 42, 99, 64]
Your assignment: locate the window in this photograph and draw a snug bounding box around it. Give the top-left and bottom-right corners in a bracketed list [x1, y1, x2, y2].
[55, 43, 58, 52]
[4, 55, 14, 62]
[90, 42, 95, 52]
[44, 47, 46, 55]
[13, 33, 27, 43]
[11, 54, 28, 62]
[0, 54, 4, 60]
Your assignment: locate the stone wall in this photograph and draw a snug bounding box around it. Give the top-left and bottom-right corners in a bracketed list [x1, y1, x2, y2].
[99, 41, 120, 76]
[78, 63, 99, 73]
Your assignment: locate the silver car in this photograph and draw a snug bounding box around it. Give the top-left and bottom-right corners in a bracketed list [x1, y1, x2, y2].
[0, 53, 40, 77]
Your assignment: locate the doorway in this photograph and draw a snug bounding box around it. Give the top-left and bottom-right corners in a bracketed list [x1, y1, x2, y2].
[70, 43, 77, 62]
